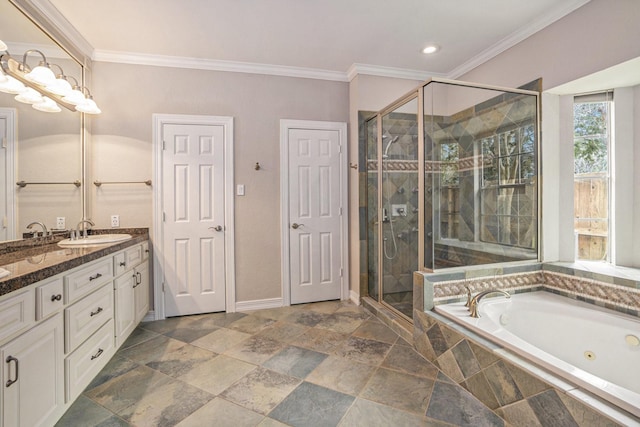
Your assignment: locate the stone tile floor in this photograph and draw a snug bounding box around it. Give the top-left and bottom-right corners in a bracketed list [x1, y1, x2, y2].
[55, 300, 503, 426]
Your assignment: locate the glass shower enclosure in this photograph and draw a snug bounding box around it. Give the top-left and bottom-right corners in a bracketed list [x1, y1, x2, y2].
[366, 78, 540, 320]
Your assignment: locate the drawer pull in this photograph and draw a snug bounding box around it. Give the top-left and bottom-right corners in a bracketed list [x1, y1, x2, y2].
[119, 261, 126, 267]
[89, 273, 103, 281]
[136, 272, 142, 285]
[90, 307, 103, 317]
[51, 294, 62, 302]
[5, 356, 18, 387]
[91, 348, 104, 361]
[145, 249, 149, 253]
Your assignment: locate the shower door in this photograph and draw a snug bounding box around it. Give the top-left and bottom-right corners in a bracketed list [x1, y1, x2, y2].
[379, 97, 419, 318]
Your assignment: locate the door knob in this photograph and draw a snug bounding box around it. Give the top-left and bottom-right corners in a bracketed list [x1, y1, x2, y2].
[291, 223, 303, 229]
[209, 225, 223, 232]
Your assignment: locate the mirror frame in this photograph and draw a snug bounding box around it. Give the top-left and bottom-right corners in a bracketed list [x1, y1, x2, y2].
[8, 0, 94, 237]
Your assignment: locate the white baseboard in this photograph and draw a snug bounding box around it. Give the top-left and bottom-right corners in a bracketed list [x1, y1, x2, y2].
[235, 297, 284, 312]
[350, 290, 361, 306]
[142, 311, 156, 322]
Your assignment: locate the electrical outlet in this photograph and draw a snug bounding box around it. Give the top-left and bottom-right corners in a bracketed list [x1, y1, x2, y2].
[110, 215, 120, 228]
[56, 217, 65, 229]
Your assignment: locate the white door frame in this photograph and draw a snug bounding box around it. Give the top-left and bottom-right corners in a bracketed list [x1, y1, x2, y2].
[280, 119, 349, 306]
[0, 108, 16, 240]
[153, 114, 236, 319]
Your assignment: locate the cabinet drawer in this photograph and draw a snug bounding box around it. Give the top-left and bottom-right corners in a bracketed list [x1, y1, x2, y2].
[65, 258, 113, 303]
[65, 284, 113, 353]
[0, 289, 35, 344]
[65, 319, 115, 402]
[36, 277, 64, 320]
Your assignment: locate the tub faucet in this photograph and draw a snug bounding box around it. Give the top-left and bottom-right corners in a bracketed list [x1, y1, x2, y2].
[469, 289, 511, 318]
[76, 219, 95, 239]
[26, 221, 48, 239]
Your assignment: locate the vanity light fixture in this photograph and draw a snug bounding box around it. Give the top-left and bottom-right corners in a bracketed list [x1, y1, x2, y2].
[422, 44, 440, 54]
[0, 45, 100, 114]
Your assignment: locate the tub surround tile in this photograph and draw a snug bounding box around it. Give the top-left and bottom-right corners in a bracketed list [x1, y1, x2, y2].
[462, 371, 501, 410]
[496, 400, 543, 427]
[527, 390, 580, 427]
[434, 349, 465, 383]
[468, 340, 500, 369]
[504, 361, 551, 398]
[556, 392, 622, 427]
[268, 382, 355, 427]
[425, 323, 450, 357]
[484, 361, 525, 407]
[450, 340, 481, 379]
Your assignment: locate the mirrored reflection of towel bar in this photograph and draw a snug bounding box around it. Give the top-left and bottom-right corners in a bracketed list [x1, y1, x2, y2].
[93, 180, 152, 187]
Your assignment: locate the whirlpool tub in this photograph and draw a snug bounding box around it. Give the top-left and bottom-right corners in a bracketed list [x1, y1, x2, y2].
[435, 291, 640, 418]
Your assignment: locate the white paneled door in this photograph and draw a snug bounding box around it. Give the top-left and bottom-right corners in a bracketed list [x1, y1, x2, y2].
[162, 123, 227, 316]
[286, 125, 346, 304]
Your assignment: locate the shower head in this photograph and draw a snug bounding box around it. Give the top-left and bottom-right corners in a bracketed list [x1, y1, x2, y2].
[383, 136, 399, 158]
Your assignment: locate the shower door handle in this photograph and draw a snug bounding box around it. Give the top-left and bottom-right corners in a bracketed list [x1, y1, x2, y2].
[291, 223, 303, 229]
[209, 225, 223, 232]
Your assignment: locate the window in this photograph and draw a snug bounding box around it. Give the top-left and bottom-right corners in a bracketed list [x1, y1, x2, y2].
[573, 93, 612, 262]
[480, 124, 536, 248]
[439, 142, 459, 239]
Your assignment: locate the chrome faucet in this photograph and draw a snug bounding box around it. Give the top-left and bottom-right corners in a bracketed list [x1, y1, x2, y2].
[76, 219, 95, 239]
[469, 289, 511, 318]
[26, 221, 48, 239]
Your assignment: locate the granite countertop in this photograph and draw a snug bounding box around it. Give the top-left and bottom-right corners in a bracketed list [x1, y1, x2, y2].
[0, 228, 149, 298]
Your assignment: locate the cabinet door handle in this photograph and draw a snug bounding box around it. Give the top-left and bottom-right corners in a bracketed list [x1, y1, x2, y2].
[89, 273, 102, 281]
[51, 294, 62, 302]
[91, 348, 104, 360]
[90, 307, 103, 317]
[119, 261, 126, 267]
[5, 356, 18, 387]
[136, 271, 142, 285]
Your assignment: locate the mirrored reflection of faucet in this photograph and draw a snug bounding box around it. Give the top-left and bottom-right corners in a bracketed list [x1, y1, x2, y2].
[469, 289, 511, 318]
[26, 221, 48, 239]
[76, 220, 95, 239]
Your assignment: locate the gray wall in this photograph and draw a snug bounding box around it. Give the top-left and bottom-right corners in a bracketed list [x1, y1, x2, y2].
[90, 61, 349, 303]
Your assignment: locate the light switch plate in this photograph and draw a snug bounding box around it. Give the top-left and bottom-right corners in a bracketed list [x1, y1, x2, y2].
[237, 184, 245, 196]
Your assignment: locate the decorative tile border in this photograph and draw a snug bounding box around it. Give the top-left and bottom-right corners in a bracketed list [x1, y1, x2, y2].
[543, 271, 640, 315]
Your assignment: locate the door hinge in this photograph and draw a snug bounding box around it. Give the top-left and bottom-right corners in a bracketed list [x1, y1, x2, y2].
[1, 137, 5, 148]
[162, 212, 166, 222]
[338, 144, 342, 153]
[162, 140, 166, 150]
[162, 281, 165, 292]
[340, 268, 343, 277]
[339, 207, 343, 215]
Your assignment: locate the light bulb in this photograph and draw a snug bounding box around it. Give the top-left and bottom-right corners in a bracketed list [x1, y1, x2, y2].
[75, 98, 101, 114]
[15, 87, 44, 104]
[0, 76, 27, 94]
[25, 63, 56, 86]
[33, 96, 61, 113]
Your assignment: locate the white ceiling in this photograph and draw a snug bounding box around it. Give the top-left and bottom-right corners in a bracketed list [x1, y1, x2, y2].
[48, 0, 591, 81]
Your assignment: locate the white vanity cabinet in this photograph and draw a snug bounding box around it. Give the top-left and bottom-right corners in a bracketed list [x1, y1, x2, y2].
[1, 313, 65, 427]
[114, 243, 149, 347]
[0, 238, 150, 427]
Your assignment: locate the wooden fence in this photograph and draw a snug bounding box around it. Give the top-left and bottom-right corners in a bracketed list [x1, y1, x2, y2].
[574, 174, 607, 260]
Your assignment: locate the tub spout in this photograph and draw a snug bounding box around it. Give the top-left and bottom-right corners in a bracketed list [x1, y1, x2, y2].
[469, 289, 511, 318]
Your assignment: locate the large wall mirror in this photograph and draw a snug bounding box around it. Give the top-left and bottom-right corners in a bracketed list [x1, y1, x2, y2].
[0, 0, 85, 241]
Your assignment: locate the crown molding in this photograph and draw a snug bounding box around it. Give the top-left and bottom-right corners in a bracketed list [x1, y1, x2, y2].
[346, 63, 446, 82]
[447, 0, 591, 79]
[14, 0, 94, 66]
[93, 50, 350, 82]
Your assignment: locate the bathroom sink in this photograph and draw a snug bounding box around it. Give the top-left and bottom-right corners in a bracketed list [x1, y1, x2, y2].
[58, 233, 132, 247]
